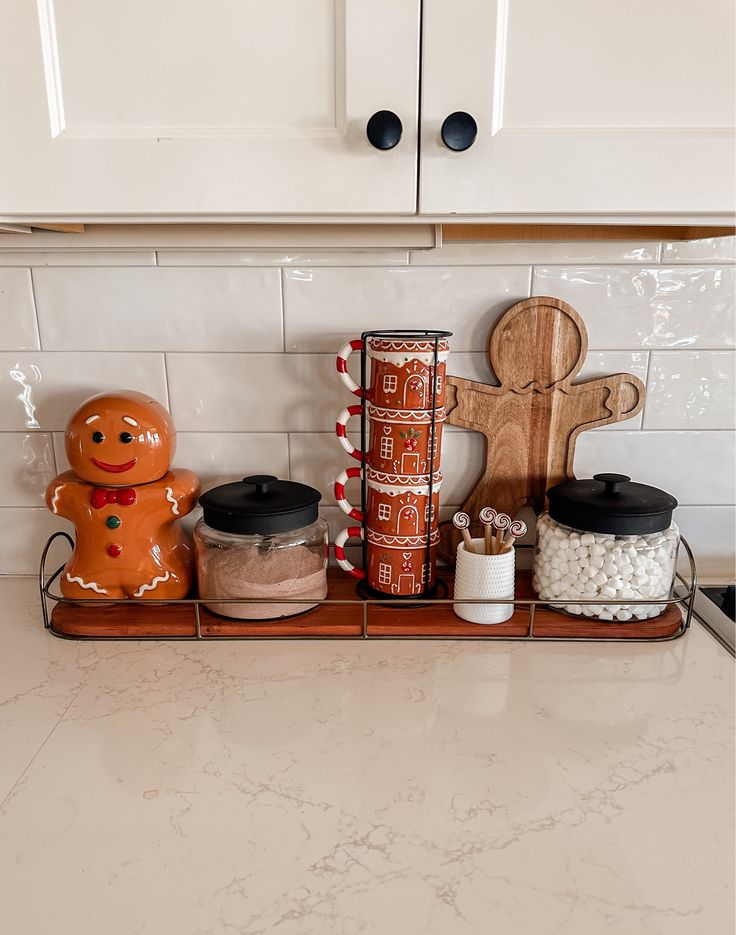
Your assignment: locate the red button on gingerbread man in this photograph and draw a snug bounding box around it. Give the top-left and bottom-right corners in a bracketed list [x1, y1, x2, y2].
[46, 390, 200, 601]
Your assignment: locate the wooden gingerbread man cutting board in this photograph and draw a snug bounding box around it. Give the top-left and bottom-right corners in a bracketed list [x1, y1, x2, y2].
[440, 296, 645, 560]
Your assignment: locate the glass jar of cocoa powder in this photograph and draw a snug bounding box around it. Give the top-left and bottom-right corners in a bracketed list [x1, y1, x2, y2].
[194, 475, 328, 620]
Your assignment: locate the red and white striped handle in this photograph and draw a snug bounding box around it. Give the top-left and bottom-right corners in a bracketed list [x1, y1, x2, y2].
[335, 404, 364, 461]
[336, 339, 364, 397]
[334, 526, 365, 579]
[334, 467, 363, 521]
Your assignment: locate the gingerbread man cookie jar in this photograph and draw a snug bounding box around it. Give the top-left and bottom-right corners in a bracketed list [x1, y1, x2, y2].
[46, 391, 200, 600]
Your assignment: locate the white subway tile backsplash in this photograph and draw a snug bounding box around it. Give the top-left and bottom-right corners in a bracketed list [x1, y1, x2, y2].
[410, 241, 660, 266]
[157, 250, 410, 267]
[288, 433, 354, 507]
[675, 506, 736, 582]
[0, 269, 39, 350]
[661, 236, 736, 263]
[0, 434, 55, 506]
[0, 508, 72, 575]
[0, 234, 732, 579]
[575, 431, 735, 506]
[0, 252, 156, 267]
[438, 430, 486, 506]
[645, 351, 736, 429]
[283, 266, 532, 352]
[33, 267, 283, 352]
[0, 352, 167, 431]
[533, 267, 735, 349]
[172, 432, 290, 491]
[166, 353, 337, 432]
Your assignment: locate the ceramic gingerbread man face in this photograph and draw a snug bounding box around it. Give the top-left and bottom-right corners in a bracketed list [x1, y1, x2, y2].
[66, 390, 175, 487]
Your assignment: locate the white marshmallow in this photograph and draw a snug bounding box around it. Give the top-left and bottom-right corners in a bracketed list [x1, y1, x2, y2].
[533, 517, 678, 622]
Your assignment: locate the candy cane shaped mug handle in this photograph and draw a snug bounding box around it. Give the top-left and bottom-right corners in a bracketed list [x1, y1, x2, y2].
[334, 526, 365, 580]
[335, 405, 364, 462]
[334, 467, 363, 521]
[336, 339, 365, 398]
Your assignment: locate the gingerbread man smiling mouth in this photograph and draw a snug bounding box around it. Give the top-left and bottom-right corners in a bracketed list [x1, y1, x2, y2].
[46, 390, 200, 601]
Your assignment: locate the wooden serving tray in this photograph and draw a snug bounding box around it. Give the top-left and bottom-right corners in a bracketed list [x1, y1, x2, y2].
[48, 570, 684, 640]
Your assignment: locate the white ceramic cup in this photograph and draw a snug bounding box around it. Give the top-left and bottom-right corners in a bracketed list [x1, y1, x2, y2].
[453, 538, 515, 624]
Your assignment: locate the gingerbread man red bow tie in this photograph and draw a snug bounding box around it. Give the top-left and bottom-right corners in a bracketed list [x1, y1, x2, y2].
[90, 487, 137, 509]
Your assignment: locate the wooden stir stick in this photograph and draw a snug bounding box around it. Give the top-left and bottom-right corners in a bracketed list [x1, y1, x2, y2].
[500, 519, 528, 554]
[493, 512, 511, 552]
[479, 506, 496, 554]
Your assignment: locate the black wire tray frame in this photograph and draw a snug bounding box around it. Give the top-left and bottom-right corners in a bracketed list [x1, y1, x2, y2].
[39, 532, 697, 643]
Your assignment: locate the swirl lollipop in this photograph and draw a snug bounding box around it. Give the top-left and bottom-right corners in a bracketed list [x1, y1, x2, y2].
[493, 512, 511, 551]
[479, 506, 497, 554]
[509, 519, 527, 540]
[501, 518, 528, 553]
[453, 511, 475, 553]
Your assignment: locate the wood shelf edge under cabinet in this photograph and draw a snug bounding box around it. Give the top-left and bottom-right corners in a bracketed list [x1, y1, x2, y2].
[442, 223, 736, 243]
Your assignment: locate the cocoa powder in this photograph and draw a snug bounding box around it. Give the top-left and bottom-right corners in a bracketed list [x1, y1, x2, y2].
[198, 545, 327, 620]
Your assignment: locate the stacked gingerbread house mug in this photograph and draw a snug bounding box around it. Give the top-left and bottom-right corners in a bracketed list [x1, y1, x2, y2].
[333, 330, 451, 597]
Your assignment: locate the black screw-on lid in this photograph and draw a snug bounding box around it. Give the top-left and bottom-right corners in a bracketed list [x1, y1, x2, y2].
[199, 475, 322, 535]
[547, 473, 678, 535]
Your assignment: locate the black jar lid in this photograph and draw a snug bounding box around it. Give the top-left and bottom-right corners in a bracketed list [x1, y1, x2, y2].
[199, 475, 322, 535]
[547, 473, 678, 535]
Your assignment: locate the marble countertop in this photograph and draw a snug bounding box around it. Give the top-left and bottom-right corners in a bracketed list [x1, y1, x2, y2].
[0, 577, 733, 935]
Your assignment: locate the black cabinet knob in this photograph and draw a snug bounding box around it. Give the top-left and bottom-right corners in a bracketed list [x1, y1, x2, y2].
[440, 111, 477, 151]
[366, 110, 403, 150]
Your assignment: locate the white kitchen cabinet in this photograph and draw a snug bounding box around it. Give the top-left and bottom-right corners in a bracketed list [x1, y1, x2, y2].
[0, 0, 733, 221]
[0, 0, 420, 216]
[420, 0, 735, 218]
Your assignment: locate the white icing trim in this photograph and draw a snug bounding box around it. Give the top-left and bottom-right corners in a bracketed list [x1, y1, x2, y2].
[368, 469, 442, 485]
[50, 485, 62, 514]
[65, 573, 107, 595]
[367, 530, 441, 549]
[133, 571, 171, 597]
[367, 477, 443, 495]
[164, 487, 180, 515]
[368, 406, 446, 424]
[84, 414, 99, 424]
[367, 350, 449, 365]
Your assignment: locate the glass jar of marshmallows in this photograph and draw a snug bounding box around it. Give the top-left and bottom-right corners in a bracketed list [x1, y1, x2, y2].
[533, 473, 679, 621]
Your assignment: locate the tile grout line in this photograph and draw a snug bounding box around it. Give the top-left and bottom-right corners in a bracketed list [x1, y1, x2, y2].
[279, 267, 286, 352]
[1, 348, 733, 357]
[0, 427, 735, 436]
[0, 687, 83, 814]
[161, 352, 172, 411]
[27, 268, 43, 351]
[641, 349, 654, 430]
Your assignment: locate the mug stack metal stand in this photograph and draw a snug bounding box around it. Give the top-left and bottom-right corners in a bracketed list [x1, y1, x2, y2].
[354, 328, 451, 600]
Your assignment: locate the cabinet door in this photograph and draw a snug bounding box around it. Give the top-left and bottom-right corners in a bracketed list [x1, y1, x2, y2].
[0, 0, 419, 217]
[420, 0, 735, 217]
